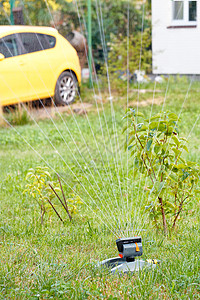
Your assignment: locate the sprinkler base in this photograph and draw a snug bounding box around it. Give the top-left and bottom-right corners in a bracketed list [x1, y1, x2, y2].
[99, 257, 157, 274]
[98, 237, 159, 274]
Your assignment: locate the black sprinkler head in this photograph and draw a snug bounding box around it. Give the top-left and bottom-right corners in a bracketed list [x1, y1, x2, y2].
[116, 237, 143, 261]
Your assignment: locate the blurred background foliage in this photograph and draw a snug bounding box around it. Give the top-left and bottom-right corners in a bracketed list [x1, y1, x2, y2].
[102, 28, 152, 92]
[0, 0, 151, 71]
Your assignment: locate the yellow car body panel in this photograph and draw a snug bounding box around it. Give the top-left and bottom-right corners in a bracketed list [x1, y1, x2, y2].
[0, 26, 81, 106]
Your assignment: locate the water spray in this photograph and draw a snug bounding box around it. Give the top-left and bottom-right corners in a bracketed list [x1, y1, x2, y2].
[99, 237, 159, 274]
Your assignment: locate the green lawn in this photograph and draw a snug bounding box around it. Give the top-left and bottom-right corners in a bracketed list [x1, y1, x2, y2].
[0, 79, 200, 299]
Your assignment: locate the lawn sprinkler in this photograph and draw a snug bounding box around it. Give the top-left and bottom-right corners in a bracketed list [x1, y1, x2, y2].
[99, 237, 158, 274]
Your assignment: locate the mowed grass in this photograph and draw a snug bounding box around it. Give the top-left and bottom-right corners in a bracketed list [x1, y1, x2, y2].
[0, 78, 200, 299]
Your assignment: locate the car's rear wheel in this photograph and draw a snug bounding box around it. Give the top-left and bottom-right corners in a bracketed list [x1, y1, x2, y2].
[54, 71, 78, 105]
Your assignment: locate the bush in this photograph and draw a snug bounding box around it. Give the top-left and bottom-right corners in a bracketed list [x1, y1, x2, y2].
[101, 28, 152, 93]
[123, 109, 200, 234]
[24, 167, 82, 224]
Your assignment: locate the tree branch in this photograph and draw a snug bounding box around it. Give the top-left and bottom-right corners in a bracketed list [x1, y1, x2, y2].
[49, 184, 72, 221]
[57, 174, 72, 221]
[142, 154, 154, 184]
[47, 197, 64, 223]
[172, 196, 189, 230]
[158, 196, 167, 235]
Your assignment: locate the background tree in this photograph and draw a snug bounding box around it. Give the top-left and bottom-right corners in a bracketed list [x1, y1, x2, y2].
[0, 0, 151, 69]
[58, 0, 150, 69]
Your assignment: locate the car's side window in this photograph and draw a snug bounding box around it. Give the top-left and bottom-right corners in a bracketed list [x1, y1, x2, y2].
[0, 34, 19, 58]
[19, 33, 56, 54]
[19, 33, 43, 54]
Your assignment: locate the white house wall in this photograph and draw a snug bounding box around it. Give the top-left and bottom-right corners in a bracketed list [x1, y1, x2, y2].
[152, 0, 200, 74]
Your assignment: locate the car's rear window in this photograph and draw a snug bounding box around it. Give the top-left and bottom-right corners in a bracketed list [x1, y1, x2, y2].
[19, 32, 56, 54]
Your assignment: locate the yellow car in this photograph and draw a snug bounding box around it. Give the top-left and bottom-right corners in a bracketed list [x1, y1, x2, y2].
[0, 25, 81, 106]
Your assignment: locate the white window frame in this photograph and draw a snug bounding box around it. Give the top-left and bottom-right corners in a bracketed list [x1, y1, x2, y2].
[171, 0, 197, 26]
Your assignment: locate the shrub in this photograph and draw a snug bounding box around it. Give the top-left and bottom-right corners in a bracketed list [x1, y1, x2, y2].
[123, 109, 200, 234]
[24, 166, 82, 224]
[24, 167, 61, 224]
[100, 28, 152, 93]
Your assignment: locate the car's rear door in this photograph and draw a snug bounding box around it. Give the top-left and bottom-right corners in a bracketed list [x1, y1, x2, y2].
[0, 33, 29, 106]
[18, 32, 57, 100]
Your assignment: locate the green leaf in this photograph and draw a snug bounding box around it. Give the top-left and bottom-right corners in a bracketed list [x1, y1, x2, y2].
[176, 163, 186, 169]
[158, 123, 167, 132]
[137, 123, 148, 132]
[187, 161, 196, 167]
[128, 136, 135, 145]
[131, 150, 136, 157]
[128, 145, 134, 150]
[180, 144, 189, 153]
[167, 112, 179, 121]
[154, 145, 161, 154]
[179, 137, 187, 142]
[149, 121, 159, 130]
[122, 125, 128, 133]
[172, 135, 180, 146]
[124, 141, 128, 151]
[172, 148, 181, 156]
[134, 157, 139, 168]
[179, 157, 186, 164]
[149, 113, 161, 121]
[135, 112, 144, 117]
[146, 139, 153, 151]
[165, 171, 178, 182]
[182, 171, 190, 181]
[166, 126, 174, 136]
[138, 134, 146, 141]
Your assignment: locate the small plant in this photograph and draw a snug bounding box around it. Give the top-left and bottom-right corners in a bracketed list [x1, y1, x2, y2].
[5, 104, 31, 126]
[123, 109, 200, 234]
[24, 166, 60, 224]
[24, 167, 82, 224]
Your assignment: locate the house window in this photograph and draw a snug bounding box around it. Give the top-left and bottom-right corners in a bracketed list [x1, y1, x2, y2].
[172, 0, 197, 26]
[189, 1, 197, 21]
[173, 1, 184, 20]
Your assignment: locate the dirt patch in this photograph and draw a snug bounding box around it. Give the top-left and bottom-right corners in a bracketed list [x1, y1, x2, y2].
[94, 94, 115, 104]
[128, 97, 164, 107]
[94, 90, 163, 104]
[130, 89, 163, 94]
[30, 102, 93, 120]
